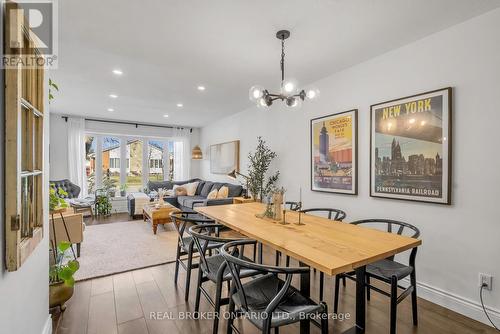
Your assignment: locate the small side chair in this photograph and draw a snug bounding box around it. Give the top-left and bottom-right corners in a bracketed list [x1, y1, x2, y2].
[170, 211, 219, 300]
[334, 219, 420, 334]
[189, 224, 259, 334]
[221, 239, 329, 334]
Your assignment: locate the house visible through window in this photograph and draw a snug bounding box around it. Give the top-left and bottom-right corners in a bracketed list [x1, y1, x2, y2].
[85, 135, 180, 195]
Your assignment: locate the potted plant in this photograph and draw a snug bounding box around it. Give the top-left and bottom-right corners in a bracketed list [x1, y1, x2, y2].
[95, 188, 112, 216]
[49, 241, 79, 311]
[247, 137, 280, 201]
[120, 184, 128, 197]
[49, 185, 69, 212]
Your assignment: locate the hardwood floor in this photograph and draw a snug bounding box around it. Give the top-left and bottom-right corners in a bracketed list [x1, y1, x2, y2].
[54, 245, 496, 334]
[83, 212, 134, 226]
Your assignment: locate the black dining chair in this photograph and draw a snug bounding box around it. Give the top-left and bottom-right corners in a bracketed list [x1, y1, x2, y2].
[221, 239, 329, 334]
[189, 224, 259, 334]
[334, 219, 420, 334]
[279, 207, 347, 301]
[170, 211, 219, 301]
[274, 201, 303, 267]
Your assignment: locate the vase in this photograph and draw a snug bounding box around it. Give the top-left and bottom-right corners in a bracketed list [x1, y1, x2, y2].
[49, 281, 74, 311]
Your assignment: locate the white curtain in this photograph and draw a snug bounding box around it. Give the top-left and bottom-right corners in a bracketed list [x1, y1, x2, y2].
[67, 117, 87, 196]
[172, 128, 191, 180]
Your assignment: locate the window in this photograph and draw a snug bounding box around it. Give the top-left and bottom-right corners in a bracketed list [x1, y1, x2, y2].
[82, 135, 182, 194]
[4, 3, 45, 271]
[148, 140, 167, 182]
[85, 135, 96, 193]
[102, 136, 120, 195]
[127, 139, 143, 192]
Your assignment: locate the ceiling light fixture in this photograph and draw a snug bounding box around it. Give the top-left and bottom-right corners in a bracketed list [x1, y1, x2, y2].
[176, 103, 183, 107]
[109, 94, 118, 98]
[197, 85, 206, 91]
[249, 30, 319, 109]
[112, 69, 123, 75]
[163, 114, 169, 118]
[107, 108, 114, 112]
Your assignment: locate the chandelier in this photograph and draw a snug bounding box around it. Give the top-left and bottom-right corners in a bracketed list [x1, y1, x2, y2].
[249, 30, 320, 109]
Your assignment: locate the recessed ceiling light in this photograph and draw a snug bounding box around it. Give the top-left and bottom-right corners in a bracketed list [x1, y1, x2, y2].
[163, 114, 169, 118]
[109, 94, 118, 98]
[197, 85, 206, 91]
[176, 103, 183, 107]
[107, 108, 114, 112]
[112, 69, 123, 75]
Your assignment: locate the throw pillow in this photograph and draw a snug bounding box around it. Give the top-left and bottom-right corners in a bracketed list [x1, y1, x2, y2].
[200, 182, 214, 197]
[174, 186, 188, 196]
[217, 186, 229, 199]
[207, 188, 218, 199]
[184, 181, 199, 196]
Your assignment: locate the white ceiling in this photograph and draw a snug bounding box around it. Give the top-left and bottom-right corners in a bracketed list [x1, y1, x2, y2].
[50, 0, 500, 127]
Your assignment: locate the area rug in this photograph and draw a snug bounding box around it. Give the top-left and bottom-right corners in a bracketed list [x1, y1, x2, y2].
[74, 220, 178, 281]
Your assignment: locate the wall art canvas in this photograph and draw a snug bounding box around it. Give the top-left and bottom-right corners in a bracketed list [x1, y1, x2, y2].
[311, 110, 358, 194]
[370, 88, 452, 204]
[210, 140, 240, 174]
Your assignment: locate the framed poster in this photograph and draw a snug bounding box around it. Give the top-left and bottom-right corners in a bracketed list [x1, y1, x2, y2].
[311, 109, 358, 195]
[370, 87, 452, 204]
[210, 140, 240, 174]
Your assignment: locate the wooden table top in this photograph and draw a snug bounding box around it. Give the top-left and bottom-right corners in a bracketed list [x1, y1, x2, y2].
[195, 202, 421, 276]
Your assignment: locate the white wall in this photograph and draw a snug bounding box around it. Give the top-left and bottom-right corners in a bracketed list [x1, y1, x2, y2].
[50, 115, 69, 180]
[199, 8, 500, 325]
[0, 6, 51, 330]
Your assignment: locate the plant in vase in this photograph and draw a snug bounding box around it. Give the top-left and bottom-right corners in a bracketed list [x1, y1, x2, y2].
[49, 185, 69, 212]
[247, 136, 280, 201]
[120, 184, 128, 197]
[95, 188, 112, 216]
[49, 241, 79, 311]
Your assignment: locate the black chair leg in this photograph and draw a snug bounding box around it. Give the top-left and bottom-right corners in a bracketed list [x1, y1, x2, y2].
[226, 296, 235, 334]
[319, 272, 324, 301]
[390, 276, 398, 334]
[333, 275, 340, 313]
[184, 250, 193, 301]
[366, 275, 371, 301]
[321, 302, 329, 334]
[213, 278, 224, 334]
[274, 327, 279, 334]
[342, 276, 346, 287]
[76, 243, 81, 258]
[194, 266, 203, 313]
[410, 270, 418, 326]
[174, 243, 181, 284]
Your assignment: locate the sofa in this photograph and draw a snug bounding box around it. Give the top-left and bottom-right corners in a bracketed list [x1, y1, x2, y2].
[127, 178, 244, 216]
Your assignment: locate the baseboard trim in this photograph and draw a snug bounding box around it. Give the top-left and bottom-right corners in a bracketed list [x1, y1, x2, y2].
[402, 278, 500, 327]
[42, 315, 52, 334]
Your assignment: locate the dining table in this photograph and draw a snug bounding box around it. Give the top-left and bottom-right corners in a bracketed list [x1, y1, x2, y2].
[195, 202, 421, 334]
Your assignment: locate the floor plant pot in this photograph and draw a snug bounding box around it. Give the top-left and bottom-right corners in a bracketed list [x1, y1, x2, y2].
[49, 281, 74, 311]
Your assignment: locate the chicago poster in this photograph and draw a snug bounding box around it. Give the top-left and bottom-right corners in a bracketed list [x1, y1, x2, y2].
[311, 110, 357, 195]
[370, 88, 452, 204]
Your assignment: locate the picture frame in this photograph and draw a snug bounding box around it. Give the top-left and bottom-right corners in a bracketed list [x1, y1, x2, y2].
[209, 140, 240, 174]
[310, 109, 358, 195]
[370, 87, 452, 204]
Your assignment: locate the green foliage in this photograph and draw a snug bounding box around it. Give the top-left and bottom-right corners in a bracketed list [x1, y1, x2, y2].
[95, 189, 112, 216]
[102, 169, 118, 195]
[247, 137, 280, 200]
[49, 185, 69, 211]
[50, 241, 79, 287]
[48, 78, 59, 104]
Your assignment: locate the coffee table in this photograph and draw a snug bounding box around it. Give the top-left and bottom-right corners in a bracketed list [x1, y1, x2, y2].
[142, 202, 179, 234]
